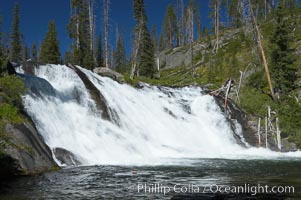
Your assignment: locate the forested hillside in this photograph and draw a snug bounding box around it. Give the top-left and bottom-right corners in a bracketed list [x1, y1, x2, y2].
[125, 1, 301, 148]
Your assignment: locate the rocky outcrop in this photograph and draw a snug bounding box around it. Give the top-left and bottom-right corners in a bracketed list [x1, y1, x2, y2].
[66, 63, 112, 121]
[211, 92, 296, 151]
[93, 67, 125, 83]
[20, 61, 40, 75]
[211, 93, 258, 147]
[158, 30, 240, 69]
[2, 121, 58, 176]
[158, 44, 208, 69]
[18, 73, 56, 97]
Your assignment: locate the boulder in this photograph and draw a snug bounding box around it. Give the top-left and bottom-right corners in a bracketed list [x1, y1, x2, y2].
[93, 67, 125, 83]
[53, 148, 82, 166]
[2, 121, 58, 176]
[7, 62, 16, 75]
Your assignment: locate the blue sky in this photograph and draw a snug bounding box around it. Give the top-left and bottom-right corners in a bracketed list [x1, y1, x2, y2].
[0, 0, 212, 57]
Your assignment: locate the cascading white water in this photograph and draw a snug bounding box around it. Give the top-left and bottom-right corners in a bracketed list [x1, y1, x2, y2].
[19, 64, 301, 166]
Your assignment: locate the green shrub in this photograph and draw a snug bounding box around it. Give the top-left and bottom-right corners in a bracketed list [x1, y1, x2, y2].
[0, 104, 23, 125]
[277, 97, 301, 139]
[0, 75, 26, 107]
[239, 86, 274, 116]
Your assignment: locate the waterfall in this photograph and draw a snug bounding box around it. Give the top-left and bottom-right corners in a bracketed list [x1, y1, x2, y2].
[18, 64, 301, 166]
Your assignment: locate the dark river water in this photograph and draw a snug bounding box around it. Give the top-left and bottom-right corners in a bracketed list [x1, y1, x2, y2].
[1, 159, 301, 200]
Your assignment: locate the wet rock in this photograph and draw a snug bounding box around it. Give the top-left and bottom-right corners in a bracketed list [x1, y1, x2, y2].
[66, 63, 112, 121]
[21, 61, 40, 75]
[93, 67, 125, 83]
[281, 138, 298, 152]
[211, 94, 258, 147]
[53, 148, 82, 166]
[17, 73, 56, 97]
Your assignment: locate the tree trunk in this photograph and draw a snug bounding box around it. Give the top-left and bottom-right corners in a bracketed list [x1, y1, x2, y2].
[88, 0, 95, 52]
[104, 0, 109, 68]
[257, 118, 261, 147]
[181, 0, 184, 46]
[130, 19, 143, 80]
[265, 116, 268, 148]
[215, 0, 219, 51]
[276, 117, 281, 151]
[76, 18, 80, 49]
[248, 0, 275, 100]
[188, 7, 194, 75]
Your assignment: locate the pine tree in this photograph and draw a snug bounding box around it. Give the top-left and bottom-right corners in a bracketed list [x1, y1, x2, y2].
[114, 28, 127, 73]
[150, 25, 158, 53]
[270, 1, 296, 93]
[82, 0, 94, 69]
[68, 0, 95, 69]
[23, 46, 30, 61]
[10, 3, 22, 63]
[131, 0, 155, 78]
[31, 43, 38, 62]
[0, 15, 3, 59]
[139, 29, 154, 77]
[39, 21, 61, 64]
[158, 34, 165, 51]
[64, 51, 73, 64]
[0, 15, 2, 53]
[162, 5, 178, 49]
[209, 0, 220, 51]
[0, 14, 7, 74]
[96, 32, 104, 67]
[227, 0, 241, 28]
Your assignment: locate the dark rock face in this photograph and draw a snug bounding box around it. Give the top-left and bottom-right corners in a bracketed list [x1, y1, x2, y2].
[211, 93, 292, 151]
[17, 73, 56, 97]
[281, 138, 298, 152]
[7, 62, 17, 75]
[93, 67, 125, 83]
[3, 122, 58, 176]
[211, 94, 258, 147]
[53, 148, 82, 166]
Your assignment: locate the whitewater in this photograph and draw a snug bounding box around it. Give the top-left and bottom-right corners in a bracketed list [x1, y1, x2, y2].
[17, 64, 301, 166]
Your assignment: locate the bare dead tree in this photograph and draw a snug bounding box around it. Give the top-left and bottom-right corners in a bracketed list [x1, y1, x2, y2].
[116, 24, 119, 48]
[176, 0, 180, 46]
[88, 0, 95, 52]
[264, 0, 267, 20]
[103, 0, 110, 68]
[110, 45, 114, 69]
[180, 0, 184, 46]
[213, 0, 220, 52]
[70, 0, 80, 49]
[187, 7, 194, 75]
[248, 0, 275, 100]
[130, 17, 144, 80]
